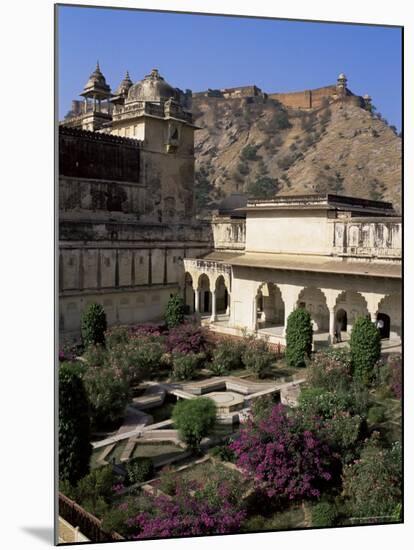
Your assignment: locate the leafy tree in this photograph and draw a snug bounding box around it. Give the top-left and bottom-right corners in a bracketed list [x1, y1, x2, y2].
[230, 404, 335, 500]
[285, 308, 313, 368]
[59, 362, 92, 485]
[342, 434, 402, 520]
[246, 176, 279, 199]
[83, 365, 130, 428]
[194, 167, 214, 211]
[81, 303, 107, 347]
[350, 316, 381, 384]
[164, 293, 185, 329]
[172, 397, 216, 451]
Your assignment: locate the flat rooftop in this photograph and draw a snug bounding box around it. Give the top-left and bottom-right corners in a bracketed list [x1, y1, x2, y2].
[237, 194, 396, 216]
[225, 252, 401, 278]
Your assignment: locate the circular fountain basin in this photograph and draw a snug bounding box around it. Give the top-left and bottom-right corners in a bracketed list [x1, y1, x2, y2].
[207, 391, 245, 414]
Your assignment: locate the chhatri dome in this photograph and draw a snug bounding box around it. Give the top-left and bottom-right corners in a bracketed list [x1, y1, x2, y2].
[126, 68, 179, 103]
[81, 61, 111, 97]
[114, 70, 133, 96]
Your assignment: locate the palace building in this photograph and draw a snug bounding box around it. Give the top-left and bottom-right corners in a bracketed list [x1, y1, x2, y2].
[59, 65, 401, 346]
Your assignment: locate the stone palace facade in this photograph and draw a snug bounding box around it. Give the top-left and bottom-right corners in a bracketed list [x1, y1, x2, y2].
[59, 64, 402, 346]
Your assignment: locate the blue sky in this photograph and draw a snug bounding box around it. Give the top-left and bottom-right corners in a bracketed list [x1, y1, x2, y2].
[57, 5, 402, 129]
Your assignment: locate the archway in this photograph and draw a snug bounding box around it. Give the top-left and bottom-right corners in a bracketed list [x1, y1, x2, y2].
[184, 272, 195, 314]
[376, 312, 391, 339]
[377, 294, 401, 338]
[336, 308, 347, 331]
[256, 283, 285, 332]
[297, 287, 329, 332]
[198, 274, 212, 315]
[335, 291, 369, 333]
[215, 275, 230, 315]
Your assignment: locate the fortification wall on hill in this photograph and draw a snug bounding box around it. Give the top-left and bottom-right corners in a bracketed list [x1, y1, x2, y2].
[269, 85, 337, 109]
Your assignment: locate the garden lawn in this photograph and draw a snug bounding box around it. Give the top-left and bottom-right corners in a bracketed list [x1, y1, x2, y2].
[180, 460, 244, 486]
[132, 442, 185, 465]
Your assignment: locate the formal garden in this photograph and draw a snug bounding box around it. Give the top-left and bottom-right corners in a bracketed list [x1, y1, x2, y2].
[59, 295, 402, 540]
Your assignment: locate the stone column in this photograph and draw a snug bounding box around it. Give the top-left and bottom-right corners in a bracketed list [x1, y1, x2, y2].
[252, 295, 257, 332]
[194, 288, 200, 314]
[320, 288, 343, 345]
[328, 307, 336, 344]
[226, 293, 230, 316]
[278, 284, 301, 338]
[211, 290, 217, 322]
[361, 292, 385, 324]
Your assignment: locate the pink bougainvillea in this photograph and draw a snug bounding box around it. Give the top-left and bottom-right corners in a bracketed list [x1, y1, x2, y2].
[230, 404, 335, 500]
[126, 477, 245, 538]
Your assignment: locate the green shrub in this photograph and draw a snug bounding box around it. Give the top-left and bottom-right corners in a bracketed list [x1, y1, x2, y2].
[307, 349, 352, 392]
[211, 339, 245, 375]
[342, 435, 402, 519]
[311, 501, 338, 527]
[81, 303, 107, 347]
[109, 338, 165, 383]
[172, 352, 203, 380]
[83, 365, 130, 428]
[298, 387, 350, 419]
[73, 465, 120, 517]
[125, 457, 154, 485]
[172, 397, 217, 451]
[165, 293, 185, 329]
[246, 176, 279, 199]
[241, 144, 260, 161]
[105, 326, 130, 349]
[157, 466, 179, 495]
[209, 440, 236, 462]
[83, 343, 107, 367]
[242, 338, 274, 378]
[350, 317, 381, 384]
[59, 362, 92, 485]
[368, 404, 386, 425]
[285, 308, 313, 368]
[251, 394, 275, 421]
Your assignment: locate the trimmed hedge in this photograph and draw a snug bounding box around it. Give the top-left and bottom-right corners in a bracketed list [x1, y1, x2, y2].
[285, 308, 313, 368]
[350, 316, 381, 384]
[81, 303, 107, 347]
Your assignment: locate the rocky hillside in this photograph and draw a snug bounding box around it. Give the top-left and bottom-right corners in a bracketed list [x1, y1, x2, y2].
[192, 95, 402, 214]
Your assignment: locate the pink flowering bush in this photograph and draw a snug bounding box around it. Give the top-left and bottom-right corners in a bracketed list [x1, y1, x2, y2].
[166, 322, 209, 355]
[126, 476, 246, 538]
[130, 323, 164, 339]
[230, 404, 335, 500]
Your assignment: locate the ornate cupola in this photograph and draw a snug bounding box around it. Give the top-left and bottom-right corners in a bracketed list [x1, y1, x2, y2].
[75, 62, 113, 130]
[111, 71, 133, 106]
[80, 62, 112, 111]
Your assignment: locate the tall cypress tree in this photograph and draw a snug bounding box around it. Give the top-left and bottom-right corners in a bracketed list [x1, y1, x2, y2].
[59, 362, 92, 485]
